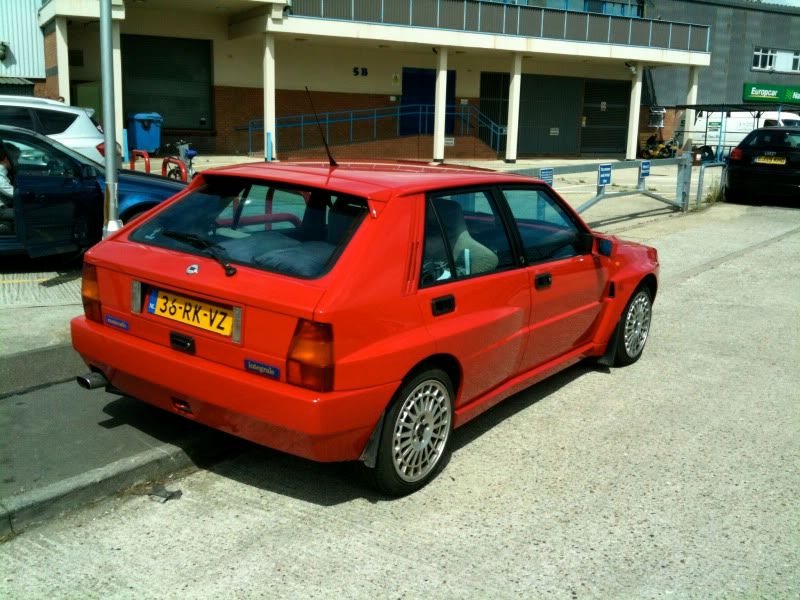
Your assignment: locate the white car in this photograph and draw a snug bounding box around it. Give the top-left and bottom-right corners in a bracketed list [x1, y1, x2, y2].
[0, 95, 107, 163]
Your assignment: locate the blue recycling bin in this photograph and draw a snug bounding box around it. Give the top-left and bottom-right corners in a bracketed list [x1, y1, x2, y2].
[127, 112, 163, 153]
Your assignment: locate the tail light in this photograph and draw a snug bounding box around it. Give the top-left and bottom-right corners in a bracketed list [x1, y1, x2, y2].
[729, 148, 743, 161]
[81, 263, 102, 323]
[96, 142, 122, 158]
[287, 320, 333, 392]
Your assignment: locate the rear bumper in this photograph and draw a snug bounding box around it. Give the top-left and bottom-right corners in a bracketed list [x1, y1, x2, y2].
[726, 166, 800, 201]
[71, 316, 398, 462]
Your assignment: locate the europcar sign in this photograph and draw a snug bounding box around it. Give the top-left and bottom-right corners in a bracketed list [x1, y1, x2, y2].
[743, 83, 800, 104]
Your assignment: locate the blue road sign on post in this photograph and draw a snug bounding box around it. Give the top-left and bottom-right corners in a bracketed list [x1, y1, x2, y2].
[539, 167, 554, 186]
[598, 163, 612, 186]
[640, 160, 651, 177]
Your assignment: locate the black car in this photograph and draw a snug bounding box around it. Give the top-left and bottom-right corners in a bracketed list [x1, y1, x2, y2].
[725, 126, 800, 205]
[0, 125, 186, 258]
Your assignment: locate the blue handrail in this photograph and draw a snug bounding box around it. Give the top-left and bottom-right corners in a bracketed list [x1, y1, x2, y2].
[237, 104, 507, 156]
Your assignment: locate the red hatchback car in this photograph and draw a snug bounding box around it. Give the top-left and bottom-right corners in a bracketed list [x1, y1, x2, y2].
[71, 161, 659, 495]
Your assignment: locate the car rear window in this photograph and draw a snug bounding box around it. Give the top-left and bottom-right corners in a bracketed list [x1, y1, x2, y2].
[130, 176, 369, 279]
[743, 129, 800, 149]
[35, 108, 78, 134]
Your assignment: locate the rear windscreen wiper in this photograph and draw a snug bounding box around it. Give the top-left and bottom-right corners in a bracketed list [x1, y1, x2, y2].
[162, 229, 238, 276]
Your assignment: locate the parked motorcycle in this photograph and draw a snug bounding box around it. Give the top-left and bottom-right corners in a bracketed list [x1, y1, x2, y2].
[642, 134, 678, 159]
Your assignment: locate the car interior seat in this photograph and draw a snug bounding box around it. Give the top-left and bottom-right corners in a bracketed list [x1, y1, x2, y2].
[435, 199, 498, 276]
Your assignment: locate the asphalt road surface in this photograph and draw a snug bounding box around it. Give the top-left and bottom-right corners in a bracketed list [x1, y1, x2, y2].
[1, 203, 798, 599]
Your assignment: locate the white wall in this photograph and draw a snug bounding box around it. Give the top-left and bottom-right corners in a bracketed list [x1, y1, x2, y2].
[88, 6, 632, 98]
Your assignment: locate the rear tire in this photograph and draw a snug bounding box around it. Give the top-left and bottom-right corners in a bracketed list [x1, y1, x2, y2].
[373, 369, 454, 496]
[613, 286, 653, 367]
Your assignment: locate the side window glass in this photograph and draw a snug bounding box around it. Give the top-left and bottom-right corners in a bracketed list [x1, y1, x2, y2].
[421, 200, 454, 285]
[4, 137, 75, 178]
[421, 190, 513, 286]
[502, 187, 583, 263]
[35, 109, 78, 135]
[0, 106, 34, 130]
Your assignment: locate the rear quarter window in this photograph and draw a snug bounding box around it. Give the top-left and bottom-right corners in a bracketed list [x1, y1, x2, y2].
[0, 106, 34, 130]
[35, 109, 79, 135]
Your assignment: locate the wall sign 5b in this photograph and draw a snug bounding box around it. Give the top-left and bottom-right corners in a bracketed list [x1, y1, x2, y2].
[353, 67, 368, 76]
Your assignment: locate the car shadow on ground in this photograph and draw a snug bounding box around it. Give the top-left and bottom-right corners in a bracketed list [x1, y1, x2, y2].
[99, 361, 603, 507]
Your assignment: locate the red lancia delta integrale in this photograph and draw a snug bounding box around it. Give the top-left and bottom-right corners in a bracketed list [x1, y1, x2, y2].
[71, 161, 659, 495]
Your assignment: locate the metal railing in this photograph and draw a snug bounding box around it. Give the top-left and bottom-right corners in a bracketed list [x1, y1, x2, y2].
[290, 0, 710, 52]
[237, 103, 507, 155]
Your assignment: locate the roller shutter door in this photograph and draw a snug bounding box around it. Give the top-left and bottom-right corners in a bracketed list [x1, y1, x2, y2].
[121, 35, 213, 132]
[580, 79, 629, 154]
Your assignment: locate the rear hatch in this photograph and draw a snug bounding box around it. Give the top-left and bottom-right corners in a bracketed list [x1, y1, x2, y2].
[88, 173, 369, 379]
[91, 239, 326, 377]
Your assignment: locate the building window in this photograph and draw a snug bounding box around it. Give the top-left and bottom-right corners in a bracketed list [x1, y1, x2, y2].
[793, 51, 800, 72]
[752, 47, 776, 71]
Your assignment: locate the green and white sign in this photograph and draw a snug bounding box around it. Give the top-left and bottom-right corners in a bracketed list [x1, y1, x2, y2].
[743, 83, 800, 105]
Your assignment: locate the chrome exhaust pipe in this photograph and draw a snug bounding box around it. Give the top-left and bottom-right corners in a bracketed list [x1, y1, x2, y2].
[76, 371, 109, 390]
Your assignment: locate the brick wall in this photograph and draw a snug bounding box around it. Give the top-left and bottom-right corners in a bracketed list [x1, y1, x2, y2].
[213, 86, 493, 159]
[42, 30, 59, 100]
[637, 106, 682, 156]
[280, 135, 497, 161]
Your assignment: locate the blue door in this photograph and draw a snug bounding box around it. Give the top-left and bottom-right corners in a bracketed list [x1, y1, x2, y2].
[400, 67, 456, 136]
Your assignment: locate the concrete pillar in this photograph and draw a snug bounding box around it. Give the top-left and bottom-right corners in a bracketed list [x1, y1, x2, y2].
[682, 66, 700, 150]
[55, 16, 70, 104]
[505, 53, 522, 163]
[112, 20, 124, 143]
[263, 33, 277, 161]
[432, 47, 448, 163]
[625, 62, 643, 160]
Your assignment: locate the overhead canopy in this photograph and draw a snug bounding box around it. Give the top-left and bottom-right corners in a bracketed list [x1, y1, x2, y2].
[672, 103, 799, 114]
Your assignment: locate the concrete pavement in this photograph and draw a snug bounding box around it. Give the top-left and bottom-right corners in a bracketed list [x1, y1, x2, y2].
[1, 201, 797, 597]
[0, 156, 726, 538]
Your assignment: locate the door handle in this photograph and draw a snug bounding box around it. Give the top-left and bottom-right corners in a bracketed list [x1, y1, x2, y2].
[535, 273, 552, 290]
[431, 295, 455, 316]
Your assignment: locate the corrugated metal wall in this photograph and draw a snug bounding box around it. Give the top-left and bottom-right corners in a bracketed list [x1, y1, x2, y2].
[0, 0, 45, 79]
[519, 75, 584, 155]
[648, 0, 800, 105]
[480, 72, 630, 155]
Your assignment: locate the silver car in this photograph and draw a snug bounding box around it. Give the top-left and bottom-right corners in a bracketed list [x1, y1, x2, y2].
[0, 95, 107, 162]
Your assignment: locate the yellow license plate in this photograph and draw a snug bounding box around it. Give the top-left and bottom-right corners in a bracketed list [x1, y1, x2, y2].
[755, 155, 786, 165]
[146, 288, 233, 336]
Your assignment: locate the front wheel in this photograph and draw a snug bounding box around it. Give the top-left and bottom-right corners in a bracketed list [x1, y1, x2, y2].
[373, 369, 454, 496]
[613, 286, 653, 367]
[166, 166, 184, 181]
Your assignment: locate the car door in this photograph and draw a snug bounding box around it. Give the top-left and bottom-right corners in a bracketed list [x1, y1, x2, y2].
[6, 133, 101, 257]
[499, 185, 608, 371]
[415, 188, 530, 407]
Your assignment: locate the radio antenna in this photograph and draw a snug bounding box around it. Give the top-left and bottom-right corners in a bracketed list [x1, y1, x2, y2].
[305, 86, 337, 168]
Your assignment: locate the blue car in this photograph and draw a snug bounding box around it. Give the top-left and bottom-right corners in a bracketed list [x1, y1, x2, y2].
[0, 125, 186, 257]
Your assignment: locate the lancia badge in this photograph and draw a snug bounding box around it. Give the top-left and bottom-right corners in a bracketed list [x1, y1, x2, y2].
[186, 264, 200, 275]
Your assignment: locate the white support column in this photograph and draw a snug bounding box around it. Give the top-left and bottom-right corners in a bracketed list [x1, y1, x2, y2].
[112, 20, 124, 143]
[432, 47, 448, 163]
[682, 66, 700, 151]
[505, 53, 522, 163]
[55, 16, 70, 104]
[625, 62, 643, 160]
[263, 33, 276, 161]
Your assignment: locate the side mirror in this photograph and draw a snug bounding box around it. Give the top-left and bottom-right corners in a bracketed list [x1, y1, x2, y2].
[79, 164, 97, 179]
[597, 237, 614, 257]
